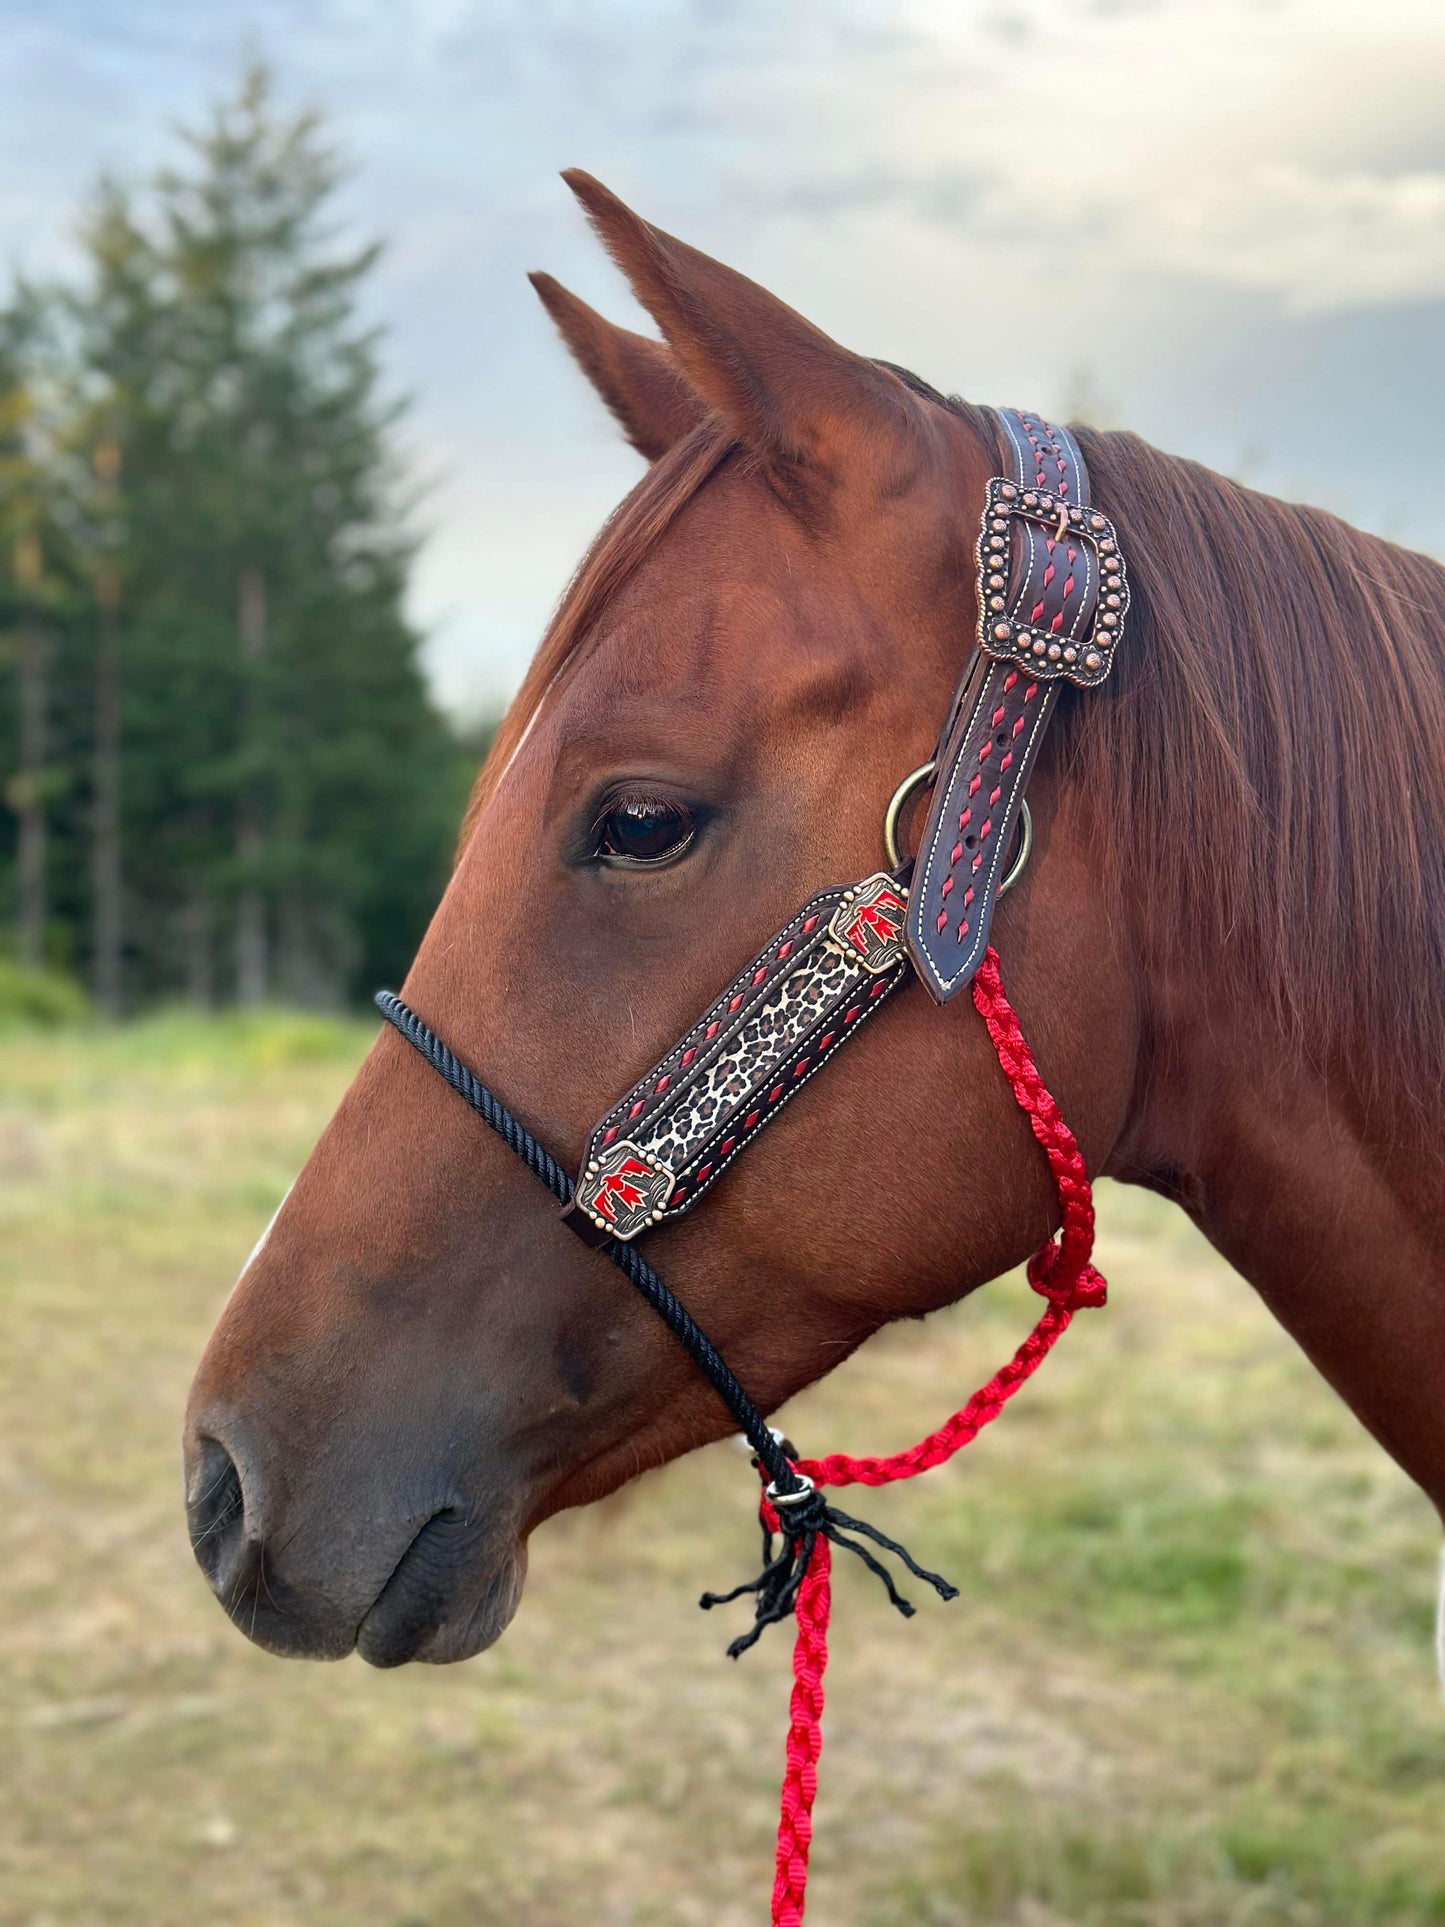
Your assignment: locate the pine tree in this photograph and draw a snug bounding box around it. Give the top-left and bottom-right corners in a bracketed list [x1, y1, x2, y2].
[0, 289, 72, 974]
[66, 177, 183, 1011]
[49, 63, 471, 1007]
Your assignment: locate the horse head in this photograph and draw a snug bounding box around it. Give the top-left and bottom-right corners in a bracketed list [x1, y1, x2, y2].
[182, 173, 1144, 1666]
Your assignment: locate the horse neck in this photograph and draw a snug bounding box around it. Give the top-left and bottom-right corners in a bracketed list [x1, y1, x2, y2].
[1106, 924, 1445, 1517]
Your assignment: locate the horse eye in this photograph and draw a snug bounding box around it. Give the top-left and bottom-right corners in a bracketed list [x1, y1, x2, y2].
[596, 797, 697, 867]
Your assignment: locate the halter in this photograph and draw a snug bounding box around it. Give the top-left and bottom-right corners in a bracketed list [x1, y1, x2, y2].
[377, 407, 1125, 1924]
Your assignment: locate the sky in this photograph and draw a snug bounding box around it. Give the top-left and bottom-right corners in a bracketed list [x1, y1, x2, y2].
[4, 0, 1443, 717]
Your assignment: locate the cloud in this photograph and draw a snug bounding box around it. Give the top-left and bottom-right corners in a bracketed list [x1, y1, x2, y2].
[3, 0, 1443, 705]
[1131, 165, 1445, 310]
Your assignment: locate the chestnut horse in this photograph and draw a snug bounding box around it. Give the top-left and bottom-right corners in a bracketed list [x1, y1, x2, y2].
[187, 173, 1445, 1679]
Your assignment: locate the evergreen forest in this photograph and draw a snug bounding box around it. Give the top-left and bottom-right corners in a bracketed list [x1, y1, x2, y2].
[0, 66, 483, 1013]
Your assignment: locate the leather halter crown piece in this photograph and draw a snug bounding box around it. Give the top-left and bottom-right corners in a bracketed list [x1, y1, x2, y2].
[909, 409, 1128, 998]
[376, 403, 1127, 1927]
[567, 407, 1127, 1242]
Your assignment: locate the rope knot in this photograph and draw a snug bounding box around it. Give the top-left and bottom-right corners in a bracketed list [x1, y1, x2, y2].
[698, 1471, 957, 1660]
[1027, 1240, 1108, 1311]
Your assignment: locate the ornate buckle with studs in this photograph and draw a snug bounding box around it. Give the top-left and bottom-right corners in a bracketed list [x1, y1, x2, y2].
[826, 873, 910, 975]
[976, 476, 1129, 689]
[577, 1140, 676, 1240]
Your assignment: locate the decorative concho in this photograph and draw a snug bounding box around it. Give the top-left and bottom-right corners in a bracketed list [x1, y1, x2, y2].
[975, 476, 1129, 689]
[826, 873, 910, 975]
[576, 1140, 675, 1240]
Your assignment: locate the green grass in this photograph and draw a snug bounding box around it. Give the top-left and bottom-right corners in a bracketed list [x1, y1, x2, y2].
[2, 1013, 1442, 1924]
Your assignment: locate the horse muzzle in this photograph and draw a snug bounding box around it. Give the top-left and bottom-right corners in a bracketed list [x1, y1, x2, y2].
[184, 1423, 528, 1666]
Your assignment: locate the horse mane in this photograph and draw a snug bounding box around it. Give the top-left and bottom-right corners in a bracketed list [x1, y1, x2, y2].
[464, 385, 1445, 1113]
[1070, 427, 1445, 1112]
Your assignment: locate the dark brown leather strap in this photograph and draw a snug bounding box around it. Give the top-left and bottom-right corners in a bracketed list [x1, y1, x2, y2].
[905, 408, 1129, 1002]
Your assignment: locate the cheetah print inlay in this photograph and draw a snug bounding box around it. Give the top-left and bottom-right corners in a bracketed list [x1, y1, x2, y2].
[637, 944, 863, 1172]
[578, 878, 911, 1224]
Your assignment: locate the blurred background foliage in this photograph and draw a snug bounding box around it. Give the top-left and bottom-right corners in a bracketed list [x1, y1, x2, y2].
[0, 65, 485, 1017]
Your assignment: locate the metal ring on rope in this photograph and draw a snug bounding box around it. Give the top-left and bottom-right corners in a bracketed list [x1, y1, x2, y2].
[883, 760, 1033, 896]
[766, 1474, 817, 1508]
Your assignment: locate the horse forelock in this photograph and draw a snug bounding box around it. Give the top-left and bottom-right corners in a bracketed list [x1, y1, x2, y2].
[456, 368, 996, 851]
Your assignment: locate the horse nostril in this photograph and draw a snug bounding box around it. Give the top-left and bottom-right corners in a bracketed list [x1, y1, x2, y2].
[187, 1435, 248, 1590]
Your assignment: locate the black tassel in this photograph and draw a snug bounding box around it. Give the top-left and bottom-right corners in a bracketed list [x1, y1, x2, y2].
[699, 1483, 958, 1660]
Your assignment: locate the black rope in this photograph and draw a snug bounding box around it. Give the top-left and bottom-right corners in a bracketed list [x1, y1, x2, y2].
[698, 1484, 958, 1658]
[375, 991, 793, 1490]
[376, 991, 574, 1205]
[374, 989, 956, 1652]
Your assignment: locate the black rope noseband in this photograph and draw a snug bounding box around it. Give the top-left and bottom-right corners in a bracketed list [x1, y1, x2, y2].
[374, 989, 956, 1651]
[375, 990, 794, 1491]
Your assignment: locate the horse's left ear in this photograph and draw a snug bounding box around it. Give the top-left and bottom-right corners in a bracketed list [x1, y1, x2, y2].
[561, 170, 925, 488]
[528, 271, 710, 461]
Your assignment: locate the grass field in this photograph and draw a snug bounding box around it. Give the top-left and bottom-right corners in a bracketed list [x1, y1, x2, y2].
[2, 1012, 1444, 1926]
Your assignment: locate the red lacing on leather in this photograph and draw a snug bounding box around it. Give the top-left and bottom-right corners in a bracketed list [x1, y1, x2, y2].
[763, 945, 1106, 1924]
[937, 679, 1041, 945]
[1021, 414, 1078, 639]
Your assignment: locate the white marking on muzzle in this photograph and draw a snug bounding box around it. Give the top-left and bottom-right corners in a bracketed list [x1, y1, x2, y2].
[229, 1183, 293, 1299]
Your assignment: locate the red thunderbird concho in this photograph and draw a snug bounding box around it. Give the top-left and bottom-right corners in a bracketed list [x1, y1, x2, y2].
[826, 873, 909, 975]
[577, 1141, 676, 1240]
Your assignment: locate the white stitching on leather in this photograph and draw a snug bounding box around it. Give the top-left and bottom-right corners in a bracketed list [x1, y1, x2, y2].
[912, 670, 1055, 998]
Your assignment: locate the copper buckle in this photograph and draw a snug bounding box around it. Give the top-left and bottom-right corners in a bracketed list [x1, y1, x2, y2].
[976, 477, 1129, 689]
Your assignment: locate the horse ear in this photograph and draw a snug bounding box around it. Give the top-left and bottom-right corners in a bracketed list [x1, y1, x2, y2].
[528, 271, 710, 461]
[561, 170, 921, 483]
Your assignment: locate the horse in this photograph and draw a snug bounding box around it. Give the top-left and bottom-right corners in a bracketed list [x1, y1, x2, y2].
[186, 172, 1445, 1701]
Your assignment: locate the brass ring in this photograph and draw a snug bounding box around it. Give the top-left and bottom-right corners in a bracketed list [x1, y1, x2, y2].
[885, 761, 1033, 897]
[999, 799, 1033, 898]
[883, 760, 937, 870]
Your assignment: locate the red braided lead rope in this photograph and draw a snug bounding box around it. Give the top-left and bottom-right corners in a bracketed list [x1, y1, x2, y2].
[765, 948, 1107, 1925]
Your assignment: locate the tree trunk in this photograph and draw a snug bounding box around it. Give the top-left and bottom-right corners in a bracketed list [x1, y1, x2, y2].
[184, 875, 215, 1010]
[92, 568, 123, 1015]
[15, 616, 47, 969]
[235, 564, 268, 1005]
